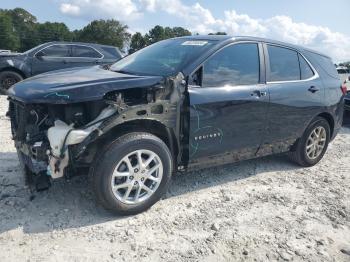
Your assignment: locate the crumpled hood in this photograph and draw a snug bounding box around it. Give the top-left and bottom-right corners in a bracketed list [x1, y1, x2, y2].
[8, 66, 164, 104]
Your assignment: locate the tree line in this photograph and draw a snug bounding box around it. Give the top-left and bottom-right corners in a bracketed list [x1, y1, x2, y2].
[0, 8, 229, 54]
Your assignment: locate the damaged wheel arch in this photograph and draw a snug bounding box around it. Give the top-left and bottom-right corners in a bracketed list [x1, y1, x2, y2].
[80, 119, 180, 168]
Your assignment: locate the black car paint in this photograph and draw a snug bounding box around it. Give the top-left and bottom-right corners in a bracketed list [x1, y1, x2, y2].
[7, 66, 164, 104]
[0, 42, 122, 86]
[8, 35, 344, 174]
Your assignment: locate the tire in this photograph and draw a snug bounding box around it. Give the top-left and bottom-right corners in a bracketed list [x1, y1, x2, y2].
[289, 116, 330, 167]
[90, 132, 173, 215]
[0, 70, 23, 92]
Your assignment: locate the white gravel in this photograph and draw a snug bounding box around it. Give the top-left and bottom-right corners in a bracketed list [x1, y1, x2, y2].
[0, 95, 349, 262]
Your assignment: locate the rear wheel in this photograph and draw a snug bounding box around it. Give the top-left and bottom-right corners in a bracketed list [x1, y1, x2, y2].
[289, 117, 330, 167]
[91, 132, 173, 215]
[0, 71, 23, 91]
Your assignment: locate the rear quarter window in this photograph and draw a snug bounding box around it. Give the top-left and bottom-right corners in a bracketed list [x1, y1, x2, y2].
[303, 50, 339, 79]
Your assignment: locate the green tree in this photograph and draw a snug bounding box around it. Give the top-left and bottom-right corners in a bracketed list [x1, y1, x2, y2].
[37, 22, 72, 42]
[171, 27, 191, 37]
[144, 25, 192, 45]
[208, 32, 227, 35]
[130, 32, 147, 53]
[8, 8, 39, 51]
[146, 25, 167, 44]
[0, 12, 20, 50]
[76, 19, 130, 49]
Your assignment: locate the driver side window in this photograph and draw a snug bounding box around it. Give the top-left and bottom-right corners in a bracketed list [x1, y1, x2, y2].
[37, 45, 71, 57]
[201, 43, 260, 87]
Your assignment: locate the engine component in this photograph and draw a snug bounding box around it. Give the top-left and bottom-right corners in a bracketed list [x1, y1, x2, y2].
[47, 105, 117, 179]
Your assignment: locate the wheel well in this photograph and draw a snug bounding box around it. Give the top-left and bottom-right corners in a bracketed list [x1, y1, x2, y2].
[92, 119, 179, 163]
[291, 112, 335, 152]
[318, 112, 334, 137]
[0, 67, 26, 79]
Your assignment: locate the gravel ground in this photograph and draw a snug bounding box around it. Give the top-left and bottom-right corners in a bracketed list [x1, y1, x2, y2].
[0, 95, 349, 262]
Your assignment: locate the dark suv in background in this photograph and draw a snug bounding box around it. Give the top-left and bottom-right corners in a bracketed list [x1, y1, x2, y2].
[0, 42, 123, 92]
[7, 36, 345, 215]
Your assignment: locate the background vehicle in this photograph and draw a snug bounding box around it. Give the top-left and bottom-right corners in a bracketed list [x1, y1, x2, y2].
[337, 66, 350, 112]
[0, 50, 11, 54]
[7, 36, 344, 215]
[0, 42, 123, 93]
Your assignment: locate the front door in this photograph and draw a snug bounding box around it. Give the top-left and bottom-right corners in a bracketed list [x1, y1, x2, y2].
[31, 44, 72, 76]
[188, 42, 269, 167]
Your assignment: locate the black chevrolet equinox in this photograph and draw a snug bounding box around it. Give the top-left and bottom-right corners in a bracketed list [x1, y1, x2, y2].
[7, 36, 345, 215]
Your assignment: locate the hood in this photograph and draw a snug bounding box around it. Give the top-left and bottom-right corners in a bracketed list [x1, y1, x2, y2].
[8, 66, 164, 104]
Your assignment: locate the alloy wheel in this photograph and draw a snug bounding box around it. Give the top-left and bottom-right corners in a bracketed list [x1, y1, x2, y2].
[305, 126, 327, 160]
[110, 149, 163, 204]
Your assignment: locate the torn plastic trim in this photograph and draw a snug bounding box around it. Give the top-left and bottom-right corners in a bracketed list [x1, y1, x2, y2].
[47, 105, 117, 179]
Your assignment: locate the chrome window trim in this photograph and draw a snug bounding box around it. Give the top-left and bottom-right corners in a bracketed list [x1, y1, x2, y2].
[34, 43, 104, 59]
[265, 43, 319, 84]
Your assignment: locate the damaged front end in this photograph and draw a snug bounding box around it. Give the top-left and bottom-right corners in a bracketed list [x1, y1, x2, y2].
[8, 70, 187, 191]
[8, 98, 116, 189]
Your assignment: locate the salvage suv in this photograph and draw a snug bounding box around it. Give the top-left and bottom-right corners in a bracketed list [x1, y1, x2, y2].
[7, 36, 345, 215]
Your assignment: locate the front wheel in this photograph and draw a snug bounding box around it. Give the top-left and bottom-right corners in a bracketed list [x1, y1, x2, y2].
[289, 117, 330, 167]
[91, 132, 173, 215]
[0, 71, 23, 91]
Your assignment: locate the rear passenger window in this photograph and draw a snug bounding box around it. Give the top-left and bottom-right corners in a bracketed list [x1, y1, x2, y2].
[202, 43, 260, 87]
[72, 45, 102, 58]
[299, 54, 314, 79]
[267, 45, 300, 81]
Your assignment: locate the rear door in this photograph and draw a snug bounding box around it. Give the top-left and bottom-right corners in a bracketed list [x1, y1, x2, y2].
[188, 42, 270, 165]
[69, 45, 104, 67]
[258, 44, 324, 155]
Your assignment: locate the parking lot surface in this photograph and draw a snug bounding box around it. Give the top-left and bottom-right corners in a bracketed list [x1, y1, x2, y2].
[0, 95, 349, 262]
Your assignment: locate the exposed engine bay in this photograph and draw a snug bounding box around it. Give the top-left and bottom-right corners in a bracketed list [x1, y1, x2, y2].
[8, 73, 186, 190]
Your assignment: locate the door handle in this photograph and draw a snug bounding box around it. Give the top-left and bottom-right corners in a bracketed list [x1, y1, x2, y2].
[251, 90, 267, 98]
[308, 86, 319, 93]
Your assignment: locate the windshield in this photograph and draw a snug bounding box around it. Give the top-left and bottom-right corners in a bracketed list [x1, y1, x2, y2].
[110, 38, 217, 76]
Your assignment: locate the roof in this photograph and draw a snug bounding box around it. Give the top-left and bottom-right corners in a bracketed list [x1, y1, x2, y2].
[177, 35, 330, 59]
[44, 41, 119, 49]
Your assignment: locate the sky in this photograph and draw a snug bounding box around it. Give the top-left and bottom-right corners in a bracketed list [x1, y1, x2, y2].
[1, 0, 350, 61]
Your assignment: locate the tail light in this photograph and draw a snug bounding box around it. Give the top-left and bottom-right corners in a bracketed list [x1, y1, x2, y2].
[341, 84, 347, 95]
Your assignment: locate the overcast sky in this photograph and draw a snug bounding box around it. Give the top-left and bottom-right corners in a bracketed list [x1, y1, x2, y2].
[1, 0, 350, 61]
